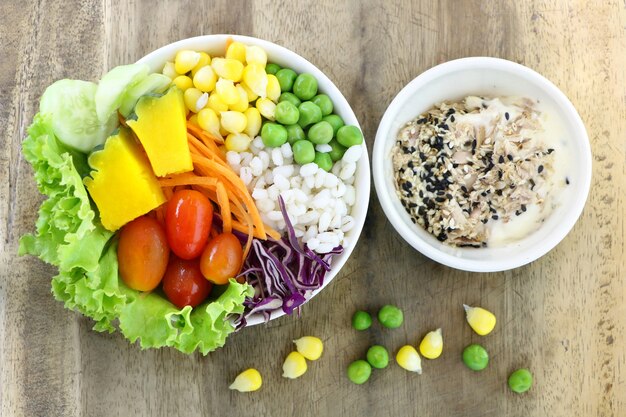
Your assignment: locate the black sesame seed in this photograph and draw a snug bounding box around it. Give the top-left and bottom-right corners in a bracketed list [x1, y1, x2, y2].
[418, 206, 426, 215]
[450, 115, 455, 123]
[521, 204, 527, 212]
[505, 112, 510, 120]
[461, 185, 468, 193]
[408, 202, 418, 208]
[481, 218, 489, 224]
[446, 193, 453, 200]
[515, 210, 521, 216]
[437, 233, 447, 242]
[417, 118, 427, 124]
[452, 163, 459, 168]
[435, 197, 446, 203]
[507, 154, 513, 161]
[548, 148, 555, 154]
[566, 177, 570, 185]
[538, 165, 544, 173]
[495, 189, 503, 196]
[498, 171, 504, 180]
[407, 161, 414, 168]
[481, 192, 487, 197]
[411, 217, 416, 224]
[498, 155, 505, 164]
[492, 215, 499, 220]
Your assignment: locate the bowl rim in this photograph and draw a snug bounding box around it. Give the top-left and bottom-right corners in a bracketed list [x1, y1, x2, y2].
[137, 34, 371, 323]
[373, 56, 591, 272]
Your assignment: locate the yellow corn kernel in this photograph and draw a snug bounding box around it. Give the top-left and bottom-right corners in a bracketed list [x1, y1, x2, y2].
[225, 133, 252, 152]
[174, 50, 201, 74]
[256, 97, 276, 121]
[229, 84, 250, 112]
[188, 113, 199, 127]
[294, 336, 324, 361]
[172, 75, 193, 92]
[207, 91, 229, 113]
[226, 41, 247, 63]
[244, 107, 261, 137]
[219, 123, 229, 138]
[183, 88, 208, 113]
[162, 62, 178, 79]
[396, 345, 422, 373]
[245, 45, 267, 67]
[197, 108, 220, 136]
[191, 52, 211, 77]
[220, 111, 247, 134]
[282, 351, 307, 379]
[229, 368, 262, 392]
[243, 64, 268, 98]
[266, 74, 281, 102]
[463, 304, 496, 336]
[193, 65, 217, 93]
[211, 57, 244, 82]
[419, 328, 443, 359]
[215, 78, 240, 105]
[241, 82, 259, 102]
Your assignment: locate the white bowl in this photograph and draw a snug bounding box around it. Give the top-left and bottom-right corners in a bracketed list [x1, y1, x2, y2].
[137, 35, 370, 324]
[373, 57, 591, 272]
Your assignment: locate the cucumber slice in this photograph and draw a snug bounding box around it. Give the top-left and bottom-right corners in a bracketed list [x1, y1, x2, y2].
[40, 79, 118, 153]
[95, 64, 149, 122]
[119, 73, 171, 117]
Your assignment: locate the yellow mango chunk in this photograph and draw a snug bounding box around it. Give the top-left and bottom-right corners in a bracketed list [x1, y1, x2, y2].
[84, 127, 166, 231]
[127, 87, 193, 176]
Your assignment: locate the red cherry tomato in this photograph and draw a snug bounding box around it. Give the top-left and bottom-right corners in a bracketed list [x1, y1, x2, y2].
[162, 257, 213, 308]
[200, 232, 243, 285]
[165, 190, 213, 259]
[117, 216, 169, 292]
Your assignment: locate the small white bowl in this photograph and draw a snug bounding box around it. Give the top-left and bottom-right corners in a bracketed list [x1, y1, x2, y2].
[137, 35, 370, 323]
[373, 57, 591, 272]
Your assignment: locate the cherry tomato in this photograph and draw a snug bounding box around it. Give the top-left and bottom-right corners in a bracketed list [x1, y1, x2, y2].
[200, 232, 243, 285]
[162, 257, 213, 308]
[165, 190, 213, 259]
[117, 216, 169, 292]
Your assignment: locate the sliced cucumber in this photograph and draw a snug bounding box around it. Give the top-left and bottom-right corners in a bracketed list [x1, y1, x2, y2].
[119, 73, 171, 117]
[40, 79, 119, 153]
[95, 63, 149, 122]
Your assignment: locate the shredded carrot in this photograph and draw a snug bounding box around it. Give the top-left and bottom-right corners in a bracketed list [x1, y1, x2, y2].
[215, 182, 232, 233]
[159, 173, 218, 189]
[188, 122, 225, 145]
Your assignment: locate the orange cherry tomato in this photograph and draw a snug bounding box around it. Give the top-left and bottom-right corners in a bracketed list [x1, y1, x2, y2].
[162, 257, 213, 309]
[117, 215, 169, 292]
[165, 190, 213, 260]
[200, 232, 243, 285]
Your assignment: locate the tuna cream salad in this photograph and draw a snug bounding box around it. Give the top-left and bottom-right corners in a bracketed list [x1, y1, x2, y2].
[392, 96, 571, 247]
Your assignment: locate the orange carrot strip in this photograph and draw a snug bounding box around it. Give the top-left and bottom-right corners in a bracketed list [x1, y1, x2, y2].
[158, 173, 218, 188]
[216, 182, 232, 233]
[188, 122, 225, 145]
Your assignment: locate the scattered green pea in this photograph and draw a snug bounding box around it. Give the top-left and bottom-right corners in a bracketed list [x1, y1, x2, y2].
[378, 305, 403, 329]
[462, 344, 489, 371]
[313, 152, 332, 172]
[292, 140, 315, 165]
[261, 122, 288, 148]
[311, 94, 333, 116]
[366, 345, 389, 369]
[352, 310, 372, 330]
[275, 101, 300, 125]
[307, 121, 333, 144]
[328, 139, 347, 162]
[347, 360, 372, 385]
[265, 63, 281, 75]
[276, 68, 297, 92]
[279, 92, 301, 107]
[337, 125, 364, 148]
[508, 369, 533, 393]
[322, 114, 344, 136]
[293, 73, 318, 100]
[285, 124, 306, 144]
[297, 101, 322, 128]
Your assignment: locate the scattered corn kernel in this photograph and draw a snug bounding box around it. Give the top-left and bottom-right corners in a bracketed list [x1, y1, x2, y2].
[463, 304, 496, 336]
[396, 345, 422, 373]
[225, 133, 252, 152]
[183, 88, 206, 112]
[172, 75, 193, 92]
[191, 52, 211, 77]
[219, 122, 229, 137]
[229, 368, 262, 392]
[226, 41, 247, 63]
[266, 74, 281, 102]
[211, 58, 244, 82]
[229, 84, 250, 112]
[241, 82, 259, 102]
[294, 336, 324, 361]
[197, 108, 220, 135]
[244, 107, 262, 137]
[162, 62, 178, 79]
[215, 78, 240, 105]
[220, 111, 247, 134]
[207, 91, 229, 113]
[175, 50, 201, 74]
[245, 45, 268, 66]
[243, 64, 268, 98]
[282, 351, 308, 379]
[419, 328, 443, 359]
[193, 66, 217, 93]
[256, 97, 276, 121]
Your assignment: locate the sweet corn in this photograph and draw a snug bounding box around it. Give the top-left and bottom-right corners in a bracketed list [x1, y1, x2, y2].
[191, 52, 211, 77]
[256, 97, 276, 121]
[183, 88, 207, 113]
[266, 74, 281, 102]
[244, 107, 262, 137]
[220, 111, 247, 134]
[211, 58, 244, 82]
[197, 108, 220, 135]
[396, 345, 422, 373]
[193, 66, 217, 93]
[215, 78, 240, 105]
[175, 50, 201, 74]
[243, 64, 268, 98]
[188, 113, 199, 127]
[219, 123, 229, 138]
[229, 368, 262, 392]
[172, 75, 193, 92]
[226, 41, 247, 63]
[225, 133, 252, 152]
[294, 336, 324, 361]
[162, 62, 178, 79]
[282, 351, 307, 379]
[229, 85, 249, 112]
[463, 304, 496, 336]
[245, 45, 267, 67]
[207, 91, 229, 113]
[419, 328, 443, 359]
[241, 82, 259, 102]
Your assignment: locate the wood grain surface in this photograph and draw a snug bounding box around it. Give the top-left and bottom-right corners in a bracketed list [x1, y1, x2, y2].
[1, 1, 625, 416]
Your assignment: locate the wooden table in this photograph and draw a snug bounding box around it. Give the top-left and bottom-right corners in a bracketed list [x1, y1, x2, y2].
[2, 1, 625, 416]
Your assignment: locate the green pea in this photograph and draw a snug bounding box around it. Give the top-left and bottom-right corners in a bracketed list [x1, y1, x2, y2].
[285, 124, 306, 144]
[337, 125, 364, 148]
[351, 310, 372, 330]
[297, 102, 322, 128]
[347, 360, 372, 385]
[322, 114, 345, 136]
[462, 344, 489, 371]
[366, 345, 389, 369]
[307, 121, 333, 144]
[279, 92, 301, 107]
[275, 101, 300, 125]
[293, 73, 318, 100]
[265, 63, 281, 75]
[261, 122, 288, 148]
[276, 68, 297, 92]
[328, 139, 347, 162]
[292, 140, 315, 165]
[311, 94, 333, 116]
[508, 369, 533, 393]
[313, 152, 332, 172]
[378, 305, 403, 329]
